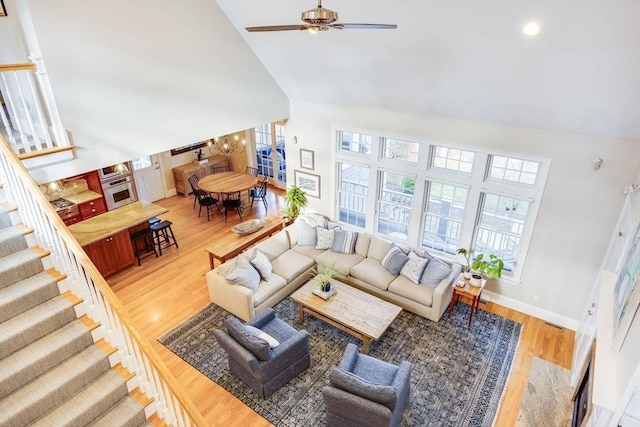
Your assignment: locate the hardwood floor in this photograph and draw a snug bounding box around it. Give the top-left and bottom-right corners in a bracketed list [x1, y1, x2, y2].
[109, 187, 574, 427]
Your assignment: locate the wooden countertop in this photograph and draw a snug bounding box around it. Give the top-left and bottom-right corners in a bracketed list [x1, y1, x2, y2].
[65, 190, 103, 205]
[68, 201, 168, 246]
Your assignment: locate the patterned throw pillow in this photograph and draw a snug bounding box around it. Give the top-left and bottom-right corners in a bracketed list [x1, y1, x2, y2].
[331, 230, 359, 254]
[380, 245, 410, 275]
[315, 226, 336, 250]
[400, 251, 430, 284]
[225, 256, 260, 293]
[250, 249, 272, 280]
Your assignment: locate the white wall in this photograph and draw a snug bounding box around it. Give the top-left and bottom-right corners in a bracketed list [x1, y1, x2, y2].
[286, 100, 640, 324]
[8, 0, 288, 183]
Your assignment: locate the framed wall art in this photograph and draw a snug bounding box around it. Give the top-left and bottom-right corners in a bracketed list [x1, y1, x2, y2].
[294, 170, 320, 198]
[300, 149, 314, 170]
[612, 222, 640, 350]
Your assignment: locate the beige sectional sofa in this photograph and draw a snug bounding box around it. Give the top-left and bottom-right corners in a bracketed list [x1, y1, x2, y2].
[206, 219, 461, 322]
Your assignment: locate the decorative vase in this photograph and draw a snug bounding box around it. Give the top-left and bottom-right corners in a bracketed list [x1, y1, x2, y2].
[469, 274, 483, 287]
[463, 271, 472, 280]
[321, 282, 332, 292]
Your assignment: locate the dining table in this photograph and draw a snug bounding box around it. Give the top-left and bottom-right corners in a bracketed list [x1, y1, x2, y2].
[198, 171, 258, 196]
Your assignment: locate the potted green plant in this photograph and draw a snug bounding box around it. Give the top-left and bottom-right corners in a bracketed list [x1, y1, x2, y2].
[471, 253, 504, 285]
[456, 248, 472, 279]
[313, 263, 335, 292]
[281, 185, 308, 223]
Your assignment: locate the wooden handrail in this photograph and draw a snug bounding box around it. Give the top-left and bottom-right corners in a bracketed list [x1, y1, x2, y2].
[0, 63, 37, 72]
[0, 136, 208, 426]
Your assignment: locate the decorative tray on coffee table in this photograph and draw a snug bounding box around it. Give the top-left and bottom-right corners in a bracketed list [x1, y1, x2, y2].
[232, 219, 265, 235]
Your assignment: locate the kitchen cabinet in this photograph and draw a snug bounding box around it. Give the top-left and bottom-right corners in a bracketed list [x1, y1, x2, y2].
[84, 229, 135, 277]
[79, 198, 107, 220]
[172, 155, 229, 197]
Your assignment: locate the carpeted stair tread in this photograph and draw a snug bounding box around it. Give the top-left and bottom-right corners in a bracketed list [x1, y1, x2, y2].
[0, 206, 11, 229]
[90, 396, 149, 427]
[0, 295, 76, 359]
[0, 320, 94, 399]
[0, 225, 28, 257]
[0, 247, 45, 289]
[29, 370, 129, 427]
[0, 270, 60, 323]
[0, 344, 112, 426]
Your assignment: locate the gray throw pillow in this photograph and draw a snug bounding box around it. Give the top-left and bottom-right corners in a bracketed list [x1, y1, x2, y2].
[381, 245, 409, 276]
[331, 230, 359, 254]
[225, 317, 271, 361]
[329, 367, 397, 410]
[225, 256, 260, 293]
[297, 220, 317, 246]
[420, 251, 452, 288]
[249, 249, 272, 280]
[244, 325, 280, 348]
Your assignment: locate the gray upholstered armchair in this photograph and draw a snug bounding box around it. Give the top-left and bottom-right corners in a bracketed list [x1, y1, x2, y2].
[212, 308, 310, 398]
[322, 343, 412, 427]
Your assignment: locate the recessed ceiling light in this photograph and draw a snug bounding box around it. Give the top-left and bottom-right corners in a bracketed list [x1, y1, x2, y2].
[523, 22, 540, 36]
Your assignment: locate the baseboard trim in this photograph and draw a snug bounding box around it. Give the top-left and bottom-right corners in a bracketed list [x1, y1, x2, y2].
[165, 189, 177, 197]
[482, 290, 580, 331]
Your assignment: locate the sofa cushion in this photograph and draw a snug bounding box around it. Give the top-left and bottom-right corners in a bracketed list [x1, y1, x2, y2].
[315, 226, 336, 250]
[316, 250, 365, 277]
[367, 236, 392, 260]
[331, 230, 359, 254]
[350, 258, 397, 291]
[381, 245, 410, 275]
[388, 275, 434, 307]
[244, 325, 280, 348]
[270, 249, 315, 282]
[400, 251, 429, 284]
[250, 249, 272, 280]
[420, 252, 453, 288]
[253, 273, 288, 307]
[354, 234, 371, 257]
[292, 244, 328, 259]
[226, 316, 270, 361]
[297, 220, 317, 246]
[225, 256, 260, 293]
[255, 230, 290, 261]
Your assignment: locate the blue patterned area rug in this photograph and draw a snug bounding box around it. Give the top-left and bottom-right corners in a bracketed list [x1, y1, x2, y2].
[159, 297, 521, 427]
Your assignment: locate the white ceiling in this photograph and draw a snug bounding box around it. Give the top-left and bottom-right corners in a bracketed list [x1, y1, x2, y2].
[217, 0, 640, 140]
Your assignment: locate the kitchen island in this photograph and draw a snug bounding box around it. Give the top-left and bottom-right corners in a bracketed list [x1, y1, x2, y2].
[69, 201, 168, 277]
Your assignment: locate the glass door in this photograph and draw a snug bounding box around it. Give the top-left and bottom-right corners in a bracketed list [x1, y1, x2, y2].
[254, 121, 286, 189]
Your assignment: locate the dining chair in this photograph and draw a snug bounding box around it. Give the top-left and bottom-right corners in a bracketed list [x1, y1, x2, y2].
[187, 175, 201, 209]
[212, 166, 231, 174]
[194, 188, 222, 221]
[249, 175, 269, 212]
[222, 191, 243, 223]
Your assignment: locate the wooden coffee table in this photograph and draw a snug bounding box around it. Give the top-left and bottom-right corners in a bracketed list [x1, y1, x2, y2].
[290, 279, 402, 354]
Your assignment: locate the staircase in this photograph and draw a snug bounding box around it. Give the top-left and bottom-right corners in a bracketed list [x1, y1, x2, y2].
[0, 200, 154, 426]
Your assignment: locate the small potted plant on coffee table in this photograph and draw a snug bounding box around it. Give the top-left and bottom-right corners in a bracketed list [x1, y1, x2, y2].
[313, 263, 336, 293]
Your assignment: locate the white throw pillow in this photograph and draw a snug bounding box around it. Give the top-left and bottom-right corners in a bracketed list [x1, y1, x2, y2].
[315, 226, 336, 250]
[400, 251, 430, 284]
[250, 249, 272, 280]
[244, 325, 280, 348]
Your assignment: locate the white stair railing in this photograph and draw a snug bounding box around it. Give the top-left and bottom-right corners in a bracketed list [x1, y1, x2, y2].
[0, 62, 71, 157]
[0, 136, 207, 427]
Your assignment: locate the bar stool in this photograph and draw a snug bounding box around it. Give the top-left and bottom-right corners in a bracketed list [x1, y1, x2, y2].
[130, 228, 158, 266]
[150, 220, 178, 255]
[148, 217, 161, 226]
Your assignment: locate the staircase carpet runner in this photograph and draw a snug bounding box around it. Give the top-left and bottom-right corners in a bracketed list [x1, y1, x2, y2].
[0, 200, 149, 425]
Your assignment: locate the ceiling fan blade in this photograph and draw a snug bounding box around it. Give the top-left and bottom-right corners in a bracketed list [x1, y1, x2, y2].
[245, 25, 309, 32]
[335, 23, 398, 30]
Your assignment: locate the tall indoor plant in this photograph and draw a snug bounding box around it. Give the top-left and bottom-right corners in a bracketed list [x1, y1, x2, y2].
[281, 185, 308, 223]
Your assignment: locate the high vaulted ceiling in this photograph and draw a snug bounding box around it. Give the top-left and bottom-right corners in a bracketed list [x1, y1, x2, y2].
[217, 0, 640, 140]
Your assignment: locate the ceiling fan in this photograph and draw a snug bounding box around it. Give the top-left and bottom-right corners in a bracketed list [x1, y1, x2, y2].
[245, 0, 397, 33]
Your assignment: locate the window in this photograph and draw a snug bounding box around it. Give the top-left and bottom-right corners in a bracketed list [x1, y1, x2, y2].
[339, 131, 372, 154]
[337, 162, 369, 228]
[382, 138, 419, 163]
[431, 146, 474, 174]
[421, 182, 469, 254]
[474, 193, 530, 272]
[254, 122, 286, 184]
[376, 172, 415, 240]
[333, 129, 549, 281]
[488, 155, 539, 185]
